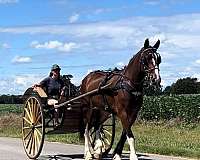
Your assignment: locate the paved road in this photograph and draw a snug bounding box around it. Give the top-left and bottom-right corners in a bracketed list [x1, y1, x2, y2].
[0, 137, 194, 160]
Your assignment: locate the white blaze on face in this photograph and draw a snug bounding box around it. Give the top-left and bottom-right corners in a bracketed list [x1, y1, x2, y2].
[152, 57, 160, 81]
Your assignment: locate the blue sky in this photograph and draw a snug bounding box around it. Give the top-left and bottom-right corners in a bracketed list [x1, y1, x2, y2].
[1, 0, 200, 94]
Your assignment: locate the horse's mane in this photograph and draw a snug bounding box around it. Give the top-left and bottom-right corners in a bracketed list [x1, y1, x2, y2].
[126, 47, 145, 68]
[89, 67, 124, 76]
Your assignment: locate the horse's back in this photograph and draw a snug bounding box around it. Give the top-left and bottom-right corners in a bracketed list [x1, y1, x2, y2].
[80, 71, 107, 93]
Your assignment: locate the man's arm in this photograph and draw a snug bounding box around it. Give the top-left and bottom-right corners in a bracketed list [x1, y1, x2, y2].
[33, 77, 49, 88]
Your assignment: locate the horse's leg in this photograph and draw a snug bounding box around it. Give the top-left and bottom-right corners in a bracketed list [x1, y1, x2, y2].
[93, 127, 103, 159]
[126, 128, 138, 160]
[113, 129, 126, 160]
[93, 109, 103, 159]
[84, 123, 93, 160]
[113, 109, 138, 160]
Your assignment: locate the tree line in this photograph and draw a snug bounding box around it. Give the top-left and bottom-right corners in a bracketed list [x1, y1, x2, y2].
[0, 95, 23, 104]
[145, 77, 200, 96]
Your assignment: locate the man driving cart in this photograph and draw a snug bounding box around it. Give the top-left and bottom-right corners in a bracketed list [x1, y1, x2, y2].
[33, 64, 65, 127]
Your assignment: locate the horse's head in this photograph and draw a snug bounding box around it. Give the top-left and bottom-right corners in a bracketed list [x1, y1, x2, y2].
[140, 38, 161, 88]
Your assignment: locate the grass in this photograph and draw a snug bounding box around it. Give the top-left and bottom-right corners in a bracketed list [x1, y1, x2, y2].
[134, 122, 200, 158]
[0, 104, 199, 159]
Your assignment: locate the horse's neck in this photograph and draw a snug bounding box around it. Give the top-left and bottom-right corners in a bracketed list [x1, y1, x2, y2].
[124, 52, 144, 85]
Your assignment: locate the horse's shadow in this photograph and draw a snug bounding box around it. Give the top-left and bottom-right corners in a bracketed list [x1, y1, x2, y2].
[39, 153, 155, 160]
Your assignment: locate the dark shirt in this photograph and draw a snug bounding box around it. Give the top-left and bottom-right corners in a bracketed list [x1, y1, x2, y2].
[40, 77, 64, 99]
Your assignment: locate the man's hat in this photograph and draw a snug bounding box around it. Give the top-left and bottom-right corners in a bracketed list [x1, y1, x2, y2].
[51, 64, 61, 71]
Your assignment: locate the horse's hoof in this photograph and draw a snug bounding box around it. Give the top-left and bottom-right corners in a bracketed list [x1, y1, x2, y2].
[84, 152, 93, 160]
[113, 154, 121, 160]
[130, 153, 138, 160]
[93, 153, 102, 159]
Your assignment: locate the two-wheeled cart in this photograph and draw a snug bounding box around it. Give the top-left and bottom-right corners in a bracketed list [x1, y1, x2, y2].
[22, 75, 115, 159]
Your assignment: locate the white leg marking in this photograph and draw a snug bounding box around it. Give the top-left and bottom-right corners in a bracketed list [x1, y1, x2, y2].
[127, 136, 138, 160]
[113, 153, 121, 160]
[94, 129, 103, 159]
[84, 124, 93, 160]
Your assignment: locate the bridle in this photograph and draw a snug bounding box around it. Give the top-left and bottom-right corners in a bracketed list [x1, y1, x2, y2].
[140, 47, 161, 86]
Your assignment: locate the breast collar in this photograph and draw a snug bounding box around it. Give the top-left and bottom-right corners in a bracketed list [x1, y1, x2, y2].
[113, 75, 143, 97]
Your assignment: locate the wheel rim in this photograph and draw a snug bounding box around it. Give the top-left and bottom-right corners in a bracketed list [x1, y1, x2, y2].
[90, 113, 115, 155]
[22, 96, 45, 159]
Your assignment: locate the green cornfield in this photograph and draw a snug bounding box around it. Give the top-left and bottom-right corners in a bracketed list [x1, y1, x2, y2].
[141, 94, 200, 123]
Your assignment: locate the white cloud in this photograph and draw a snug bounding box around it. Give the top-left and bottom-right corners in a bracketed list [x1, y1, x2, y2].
[12, 56, 31, 63]
[0, 80, 8, 86]
[1, 43, 10, 49]
[149, 33, 167, 44]
[116, 62, 125, 67]
[31, 40, 62, 49]
[14, 74, 41, 87]
[87, 69, 93, 74]
[94, 8, 105, 14]
[69, 13, 79, 23]
[0, 74, 43, 94]
[14, 76, 27, 86]
[195, 59, 200, 65]
[0, 0, 18, 4]
[31, 40, 79, 52]
[160, 51, 177, 60]
[144, 0, 160, 6]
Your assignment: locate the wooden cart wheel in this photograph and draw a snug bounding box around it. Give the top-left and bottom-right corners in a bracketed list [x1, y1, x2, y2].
[90, 113, 115, 156]
[22, 95, 45, 159]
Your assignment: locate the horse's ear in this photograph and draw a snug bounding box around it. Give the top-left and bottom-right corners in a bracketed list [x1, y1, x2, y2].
[144, 38, 149, 49]
[153, 39, 160, 49]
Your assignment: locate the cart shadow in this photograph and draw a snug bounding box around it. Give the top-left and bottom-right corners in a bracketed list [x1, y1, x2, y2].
[39, 153, 155, 160]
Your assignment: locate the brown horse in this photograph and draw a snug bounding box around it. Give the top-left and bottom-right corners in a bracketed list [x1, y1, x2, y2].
[80, 39, 161, 160]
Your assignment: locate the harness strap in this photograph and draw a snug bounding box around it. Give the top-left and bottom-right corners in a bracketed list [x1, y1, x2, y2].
[113, 80, 143, 97]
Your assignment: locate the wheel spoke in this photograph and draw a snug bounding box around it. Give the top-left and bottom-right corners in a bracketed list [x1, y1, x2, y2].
[33, 98, 38, 122]
[23, 126, 32, 130]
[23, 129, 32, 140]
[26, 131, 33, 149]
[105, 138, 110, 145]
[34, 124, 42, 128]
[35, 103, 40, 121]
[27, 101, 33, 122]
[35, 128, 42, 137]
[35, 113, 41, 125]
[31, 98, 36, 122]
[24, 108, 32, 123]
[102, 124, 112, 127]
[102, 128, 112, 136]
[32, 132, 35, 156]
[35, 129, 40, 149]
[28, 132, 34, 154]
[23, 117, 32, 125]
